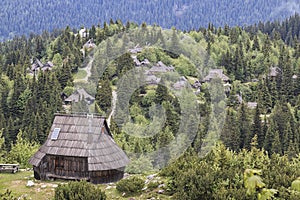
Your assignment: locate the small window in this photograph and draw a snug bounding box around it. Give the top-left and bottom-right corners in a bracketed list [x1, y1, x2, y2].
[51, 128, 61, 140]
[55, 157, 64, 168]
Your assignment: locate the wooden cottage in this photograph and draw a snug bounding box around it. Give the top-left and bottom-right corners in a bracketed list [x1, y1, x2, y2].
[29, 113, 129, 184]
[64, 89, 95, 105]
[202, 69, 230, 83]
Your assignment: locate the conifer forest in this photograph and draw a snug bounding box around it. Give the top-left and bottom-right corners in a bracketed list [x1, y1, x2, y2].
[0, 1, 300, 199]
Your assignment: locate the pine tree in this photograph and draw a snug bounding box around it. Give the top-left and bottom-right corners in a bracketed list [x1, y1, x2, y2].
[227, 83, 239, 108]
[155, 84, 169, 104]
[252, 105, 264, 149]
[286, 140, 299, 159]
[57, 62, 73, 89]
[269, 78, 278, 107]
[221, 108, 240, 151]
[264, 118, 277, 153]
[232, 46, 244, 80]
[220, 50, 233, 75]
[229, 27, 239, 44]
[262, 35, 271, 58]
[170, 28, 180, 54]
[252, 35, 260, 51]
[106, 38, 113, 59]
[283, 122, 293, 153]
[271, 130, 282, 154]
[238, 103, 252, 149]
[115, 52, 135, 76]
[280, 48, 293, 101]
[89, 25, 96, 39]
[257, 79, 272, 113]
[95, 78, 112, 114]
[157, 29, 166, 49]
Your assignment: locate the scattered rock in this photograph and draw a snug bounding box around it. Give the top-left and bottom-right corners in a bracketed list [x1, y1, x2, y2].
[158, 184, 165, 188]
[51, 184, 58, 188]
[145, 179, 150, 184]
[105, 185, 112, 190]
[19, 194, 28, 199]
[147, 174, 157, 180]
[122, 192, 126, 197]
[157, 189, 164, 194]
[41, 185, 47, 189]
[142, 186, 147, 191]
[26, 180, 35, 187]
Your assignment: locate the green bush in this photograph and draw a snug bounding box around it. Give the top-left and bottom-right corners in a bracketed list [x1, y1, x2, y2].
[116, 176, 145, 196]
[147, 181, 160, 190]
[54, 181, 106, 200]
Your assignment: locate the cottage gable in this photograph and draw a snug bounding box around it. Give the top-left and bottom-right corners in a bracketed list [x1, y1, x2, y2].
[64, 89, 95, 105]
[29, 58, 55, 74]
[202, 69, 230, 83]
[148, 61, 175, 74]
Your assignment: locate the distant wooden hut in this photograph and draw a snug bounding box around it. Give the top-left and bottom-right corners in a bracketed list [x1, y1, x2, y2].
[202, 69, 230, 83]
[29, 59, 55, 74]
[64, 89, 95, 105]
[268, 67, 281, 78]
[29, 113, 129, 184]
[148, 61, 175, 74]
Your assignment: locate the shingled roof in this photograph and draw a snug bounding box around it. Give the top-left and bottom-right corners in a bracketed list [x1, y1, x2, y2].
[29, 114, 129, 171]
[64, 89, 95, 104]
[202, 69, 230, 82]
[148, 61, 175, 74]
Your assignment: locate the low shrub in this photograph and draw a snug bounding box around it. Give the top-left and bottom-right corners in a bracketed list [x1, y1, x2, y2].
[116, 176, 145, 196]
[147, 181, 160, 190]
[54, 181, 106, 200]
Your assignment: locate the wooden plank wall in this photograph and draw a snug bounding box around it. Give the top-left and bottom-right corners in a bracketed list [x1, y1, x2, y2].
[35, 155, 125, 183]
[39, 155, 88, 179]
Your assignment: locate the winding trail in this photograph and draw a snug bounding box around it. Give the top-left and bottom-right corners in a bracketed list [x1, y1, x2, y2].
[74, 50, 118, 123]
[108, 91, 117, 127]
[83, 55, 93, 82]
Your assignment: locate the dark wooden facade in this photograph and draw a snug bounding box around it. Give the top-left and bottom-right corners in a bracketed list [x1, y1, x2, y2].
[33, 155, 124, 183]
[34, 155, 88, 180]
[29, 114, 129, 184]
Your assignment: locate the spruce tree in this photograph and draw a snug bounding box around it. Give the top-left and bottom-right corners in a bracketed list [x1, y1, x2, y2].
[257, 79, 272, 113]
[272, 130, 282, 155]
[95, 78, 112, 114]
[280, 49, 293, 101]
[155, 84, 169, 104]
[283, 122, 293, 153]
[252, 105, 264, 148]
[170, 28, 180, 54]
[238, 103, 252, 149]
[221, 108, 240, 151]
[252, 35, 260, 51]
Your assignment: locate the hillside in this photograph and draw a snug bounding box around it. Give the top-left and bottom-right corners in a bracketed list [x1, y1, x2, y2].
[0, 15, 300, 199]
[0, 0, 298, 40]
